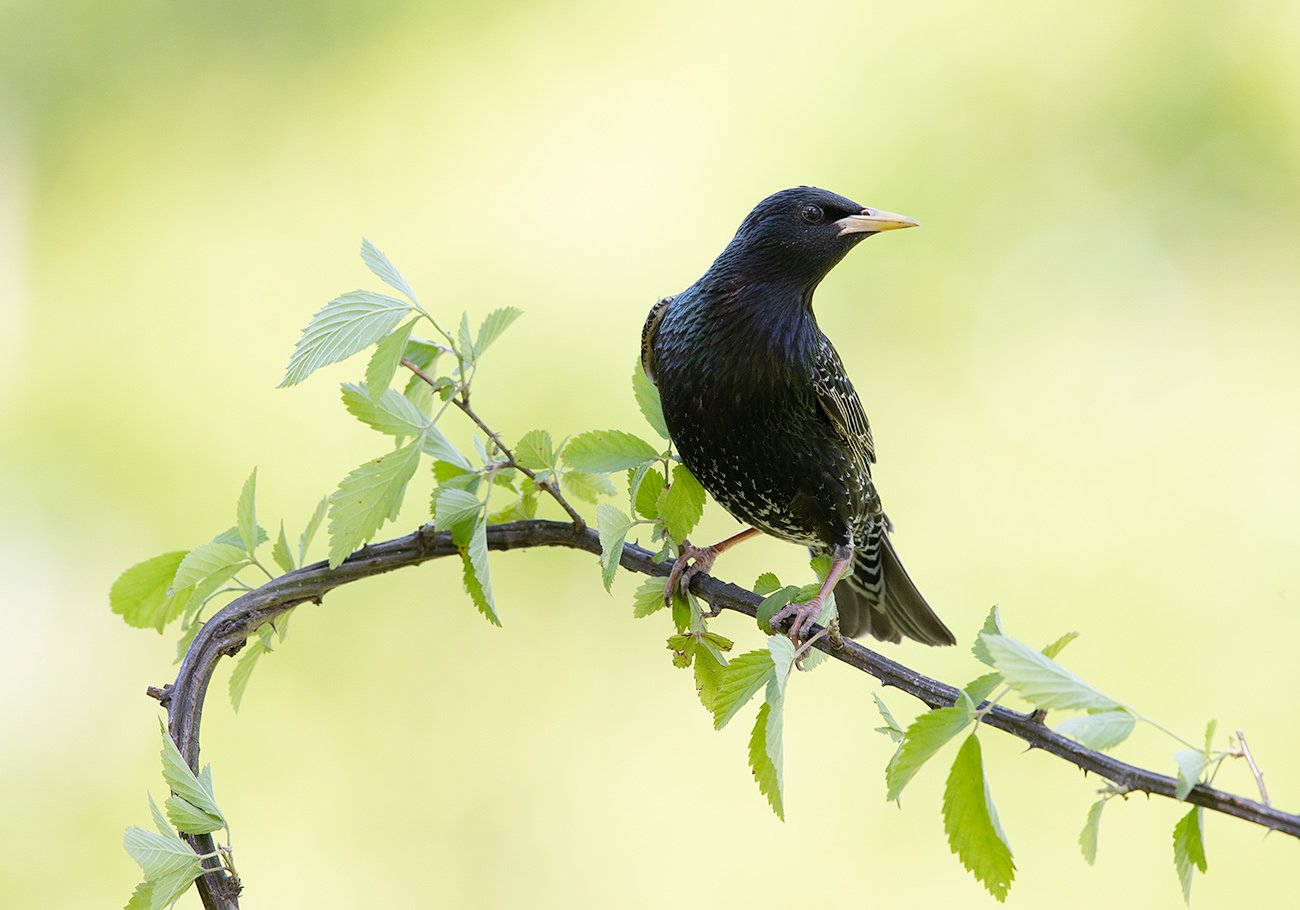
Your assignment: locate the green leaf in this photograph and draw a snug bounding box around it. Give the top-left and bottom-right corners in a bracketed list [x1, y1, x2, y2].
[631, 464, 665, 519]
[749, 689, 785, 820]
[457, 310, 475, 367]
[1041, 630, 1080, 659]
[514, 429, 555, 471]
[768, 635, 796, 698]
[365, 319, 417, 399]
[756, 585, 800, 636]
[360, 237, 419, 303]
[145, 865, 204, 910]
[271, 521, 295, 574]
[461, 517, 500, 625]
[943, 734, 1016, 901]
[165, 794, 225, 835]
[1080, 798, 1105, 865]
[886, 703, 975, 802]
[1173, 807, 1207, 904]
[280, 290, 414, 387]
[971, 605, 1004, 666]
[962, 672, 1003, 706]
[341, 382, 429, 437]
[228, 639, 266, 712]
[326, 440, 422, 567]
[433, 487, 485, 542]
[1056, 709, 1136, 751]
[148, 793, 172, 838]
[632, 361, 669, 439]
[124, 880, 151, 910]
[475, 306, 523, 357]
[158, 722, 224, 824]
[169, 542, 251, 619]
[299, 496, 328, 562]
[712, 649, 775, 731]
[632, 576, 669, 618]
[1204, 719, 1218, 753]
[660, 464, 706, 542]
[111, 551, 189, 632]
[122, 826, 202, 886]
[980, 633, 1121, 711]
[235, 468, 258, 554]
[694, 639, 728, 711]
[1174, 749, 1208, 801]
[596, 503, 634, 592]
[753, 572, 782, 597]
[564, 429, 659, 473]
[873, 693, 905, 743]
[563, 470, 617, 504]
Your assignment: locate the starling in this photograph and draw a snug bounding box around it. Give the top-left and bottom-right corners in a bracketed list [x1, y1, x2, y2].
[642, 187, 955, 647]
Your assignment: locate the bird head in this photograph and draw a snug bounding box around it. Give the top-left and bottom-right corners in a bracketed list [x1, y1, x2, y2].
[714, 186, 920, 292]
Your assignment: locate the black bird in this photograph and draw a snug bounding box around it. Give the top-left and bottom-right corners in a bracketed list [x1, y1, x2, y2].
[642, 187, 955, 646]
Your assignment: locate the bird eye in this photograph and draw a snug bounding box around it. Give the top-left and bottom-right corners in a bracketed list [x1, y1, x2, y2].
[801, 205, 824, 224]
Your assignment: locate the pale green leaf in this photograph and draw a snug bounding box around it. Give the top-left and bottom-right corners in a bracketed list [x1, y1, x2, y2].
[1041, 630, 1080, 659]
[753, 571, 782, 597]
[660, 464, 706, 542]
[280, 290, 413, 387]
[596, 503, 634, 592]
[210, 525, 268, 549]
[461, 517, 500, 625]
[563, 470, 617, 504]
[341, 382, 429, 437]
[943, 734, 1016, 901]
[768, 635, 796, 698]
[169, 542, 250, 620]
[971, 605, 1004, 666]
[1174, 749, 1208, 801]
[1080, 798, 1105, 865]
[122, 826, 202, 884]
[1204, 719, 1218, 753]
[475, 306, 523, 356]
[147, 866, 204, 910]
[886, 703, 974, 802]
[299, 496, 329, 562]
[749, 689, 785, 820]
[756, 585, 800, 636]
[632, 361, 669, 439]
[165, 795, 224, 835]
[962, 672, 1003, 706]
[694, 641, 727, 712]
[631, 576, 669, 618]
[271, 521, 295, 574]
[1173, 807, 1207, 904]
[631, 464, 664, 519]
[110, 551, 189, 632]
[433, 487, 484, 542]
[873, 693, 905, 743]
[711, 649, 775, 731]
[981, 633, 1121, 711]
[1056, 709, 1136, 751]
[457, 311, 475, 366]
[158, 723, 223, 823]
[228, 640, 266, 712]
[564, 429, 659, 473]
[421, 424, 469, 466]
[514, 429, 554, 471]
[124, 880, 152, 910]
[147, 793, 172, 838]
[365, 319, 417, 398]
[235, 468, 258, 554]
[360, 237, 419, 303]
[326, 440, 422, 567]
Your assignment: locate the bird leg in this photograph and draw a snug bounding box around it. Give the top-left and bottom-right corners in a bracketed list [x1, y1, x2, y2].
[770, 552, 853, 646]
[664, 527, 762, 606]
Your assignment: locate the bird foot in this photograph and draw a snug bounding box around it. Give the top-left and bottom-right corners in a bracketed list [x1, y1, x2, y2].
[664, 539, 719, 606]
[770, 594, 828, 647]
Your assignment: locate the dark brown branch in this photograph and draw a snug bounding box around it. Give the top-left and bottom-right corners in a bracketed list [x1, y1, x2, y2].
[164, 520, 1300, 909]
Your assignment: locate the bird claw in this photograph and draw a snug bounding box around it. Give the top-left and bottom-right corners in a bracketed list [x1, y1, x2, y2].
[664, 540, 719, 606]
[770, 595, 827, 647]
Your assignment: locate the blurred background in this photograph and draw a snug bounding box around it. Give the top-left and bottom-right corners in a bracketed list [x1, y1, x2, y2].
[3, 0, 1299, 906]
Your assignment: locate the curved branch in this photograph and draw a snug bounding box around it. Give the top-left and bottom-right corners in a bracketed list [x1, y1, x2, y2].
[155, 519, 1300, 909]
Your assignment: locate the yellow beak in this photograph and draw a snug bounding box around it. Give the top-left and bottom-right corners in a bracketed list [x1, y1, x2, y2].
[835, 207, 921, 236]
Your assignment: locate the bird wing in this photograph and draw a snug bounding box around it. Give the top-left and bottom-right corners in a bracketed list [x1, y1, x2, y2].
[812, 336, 877, 465]
[640, 295, 674, 384]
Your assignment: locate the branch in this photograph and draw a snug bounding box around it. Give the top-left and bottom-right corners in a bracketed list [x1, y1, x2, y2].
[157, 520, 1300, 909]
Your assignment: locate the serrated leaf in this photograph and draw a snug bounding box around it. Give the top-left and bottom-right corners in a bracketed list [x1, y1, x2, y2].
[235, 468, 258, 554]
[165, 795, 225, 834]
[563, 470, 617, 504]
[564, 430, 660, 473]
[1204, 719, 1217, 753]
[475, 306, 523, 356]
[1056, 709, 1136, 751]
[1173, 807, 1207, 904]
[962, 672, 1003, 706]
[1041, 630, 1080, 659]
[280, 290, 413, 387]
[365, 319, 417, 398]
[660, 464, 706, 542]
[756, 585, 800, 635]
[124, 879, 152, 910]
[169, 542, 250, 621]
[632, 576, 669, 618]
[158, 723, 223, 823]
[596, 503, 634, 592]
[271, 521, 295, 574]
[753, 572, 782, 597]
[228, 639, 266, 712]
[111, 551, 189, 632]
[147, 793, 172, 838]
[768, 635, 796, 698]
[327, 440, 422, 567]
[1174, 749, 1208, 801]
[694, 639, 727, 712]
[457, 310, 475, 367]
[971, 605, 1004, 666]
[873, 693, 906, 742]
[885, 704, 974, 802]
[514, 429, 554, 471]
[632, 361, 669, 439]
[712, 649, 775, 730]
[944, 734, 1015, 901]
[341, 382, 429, 437]
[461, 517, 500, 625]
[434, 487, 485, 542]
[360, 237, 419, 303]
[980, 633, 1121, 711]
[750, 691, 785, 820]
[631, 464, 665, 519]
[1080, 798, 1105, 865]
[122, 826, 202, 884]
[299, 496, 328, 562]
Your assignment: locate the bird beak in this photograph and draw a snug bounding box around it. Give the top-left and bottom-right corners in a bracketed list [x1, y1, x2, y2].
[835, 207, 921, 236]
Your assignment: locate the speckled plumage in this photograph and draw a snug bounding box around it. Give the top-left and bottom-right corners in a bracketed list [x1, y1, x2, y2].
[644, 187, 955, 646]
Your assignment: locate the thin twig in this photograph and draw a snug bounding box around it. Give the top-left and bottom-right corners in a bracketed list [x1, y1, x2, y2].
[1236, 728, 1271, 806]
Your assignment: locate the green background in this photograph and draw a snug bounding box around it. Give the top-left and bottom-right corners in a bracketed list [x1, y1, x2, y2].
[3, 1, 1298, 906]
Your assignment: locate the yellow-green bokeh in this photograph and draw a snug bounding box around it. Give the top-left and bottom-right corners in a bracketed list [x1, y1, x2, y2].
[3, 1, 1298, 907]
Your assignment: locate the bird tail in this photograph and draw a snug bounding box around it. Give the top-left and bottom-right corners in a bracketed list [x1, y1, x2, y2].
[833, 532, 955, 646]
